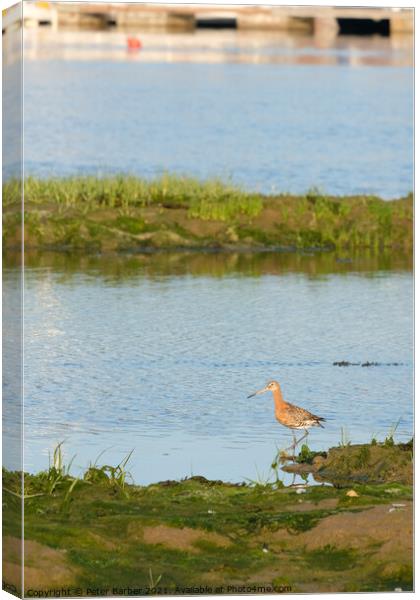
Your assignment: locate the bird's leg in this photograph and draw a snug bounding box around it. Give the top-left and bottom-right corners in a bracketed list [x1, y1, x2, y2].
[282, 433, 298, 461]
[285, 432, 297, 453]
[294, 429, 309, 448]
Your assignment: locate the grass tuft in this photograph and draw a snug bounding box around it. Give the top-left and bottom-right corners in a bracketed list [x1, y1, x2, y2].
[84, 450, 134, 496]
[384, 418, 401, 447]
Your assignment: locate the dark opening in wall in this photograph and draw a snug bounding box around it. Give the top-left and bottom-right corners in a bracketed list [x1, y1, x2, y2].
[196, 17, 237, 29]
[39, 20, 52, 26]
[338, 18, 390, 36]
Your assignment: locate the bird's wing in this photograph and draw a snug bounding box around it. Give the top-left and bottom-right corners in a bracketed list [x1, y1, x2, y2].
[286, 402, 325, 423]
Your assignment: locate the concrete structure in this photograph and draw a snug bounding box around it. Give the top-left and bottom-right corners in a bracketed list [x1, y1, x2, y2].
[2, 3, 414, 36]
[24, 1, 59, 28]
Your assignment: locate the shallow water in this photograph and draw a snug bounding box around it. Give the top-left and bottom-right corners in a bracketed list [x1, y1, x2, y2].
[2, 25, 413, 484]
[3, 252, 412, 485]
[15, 28, 414, 197]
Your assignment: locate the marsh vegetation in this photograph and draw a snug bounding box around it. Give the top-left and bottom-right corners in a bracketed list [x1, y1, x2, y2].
[2, 176, 413, 253]
[2, 439, 413, 596]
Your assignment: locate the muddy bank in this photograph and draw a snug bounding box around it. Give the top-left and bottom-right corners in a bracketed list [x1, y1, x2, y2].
[282, 439, 413, 486]
[2, 440, 413, 596]
[2, 177, 413, 254]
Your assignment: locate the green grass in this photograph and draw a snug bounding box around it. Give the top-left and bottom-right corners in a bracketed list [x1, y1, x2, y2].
[2, 175, 413, 253]
[84, 449, 134, 497]
[302, 544, 361, 571]
[5, 174, 263, 221]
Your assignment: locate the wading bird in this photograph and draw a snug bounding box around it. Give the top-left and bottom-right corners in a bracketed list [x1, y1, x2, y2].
[248, 380, 325, 456]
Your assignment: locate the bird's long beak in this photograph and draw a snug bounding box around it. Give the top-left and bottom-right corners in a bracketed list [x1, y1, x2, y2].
[247, 387, 268, 398]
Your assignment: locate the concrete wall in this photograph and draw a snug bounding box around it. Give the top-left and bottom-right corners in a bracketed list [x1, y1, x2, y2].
[3, 2, 414, 37]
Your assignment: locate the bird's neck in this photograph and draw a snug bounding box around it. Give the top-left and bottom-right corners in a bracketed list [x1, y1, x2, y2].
[272, 387, 287, 412]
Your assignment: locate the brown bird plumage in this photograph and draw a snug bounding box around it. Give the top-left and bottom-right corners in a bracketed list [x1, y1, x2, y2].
[248, 379, 325, 453]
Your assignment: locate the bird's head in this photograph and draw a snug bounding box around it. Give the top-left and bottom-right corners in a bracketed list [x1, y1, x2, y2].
[247, 380, 280, 398]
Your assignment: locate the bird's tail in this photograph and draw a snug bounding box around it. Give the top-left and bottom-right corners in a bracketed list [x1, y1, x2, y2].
[317, 417, 326, 428]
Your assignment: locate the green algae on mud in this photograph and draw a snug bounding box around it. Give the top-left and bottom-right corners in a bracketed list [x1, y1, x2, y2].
[2, 441, 413, 595]
[2, 176, 413, 254]
[284, 439, 413, 487]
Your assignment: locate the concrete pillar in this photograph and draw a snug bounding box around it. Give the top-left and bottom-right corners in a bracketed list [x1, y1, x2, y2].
[238, 14, 312, 32]
[390, 15, 414, 36]
[115, 11, 194, 31]
[237, 14, 289, 30]
[313, 16, 339, 46]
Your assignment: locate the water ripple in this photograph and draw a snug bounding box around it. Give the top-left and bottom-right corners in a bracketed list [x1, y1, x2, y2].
[3, 263, 412, 484]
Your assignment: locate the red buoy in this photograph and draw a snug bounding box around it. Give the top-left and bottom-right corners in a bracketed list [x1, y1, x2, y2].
[127, 37, 142, 50]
